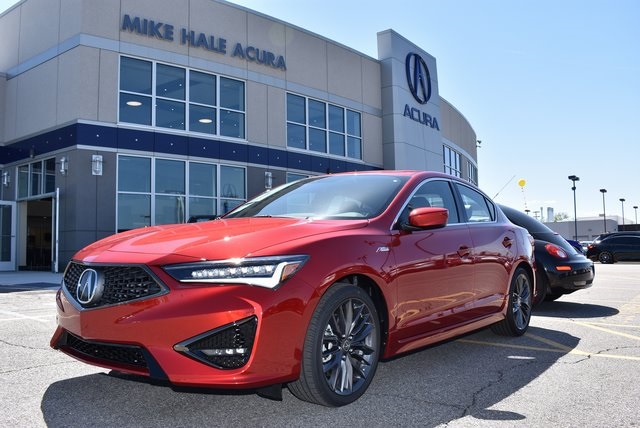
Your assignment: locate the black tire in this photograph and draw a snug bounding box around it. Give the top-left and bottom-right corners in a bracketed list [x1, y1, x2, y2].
[534, 270, 547, 305]
[491, 268, 532, 336]
[544, 291, 563, 301]
[288, 282, 380, 406]
[598, 251, 614, 264]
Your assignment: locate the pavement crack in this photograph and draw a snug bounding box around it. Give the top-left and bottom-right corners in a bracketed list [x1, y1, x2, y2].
[0, 338, 45, 351]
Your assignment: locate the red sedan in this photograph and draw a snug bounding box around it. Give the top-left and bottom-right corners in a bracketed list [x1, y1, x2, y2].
[51, 171, 535, 406]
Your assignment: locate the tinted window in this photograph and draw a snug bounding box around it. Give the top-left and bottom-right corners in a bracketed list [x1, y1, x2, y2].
[397, 179, 459, 227]
[456, 183, 494, 222]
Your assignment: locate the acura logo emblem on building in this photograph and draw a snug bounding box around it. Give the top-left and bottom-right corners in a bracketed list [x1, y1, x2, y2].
[405, 52, 431, 105]
[76, 269, 104, 305]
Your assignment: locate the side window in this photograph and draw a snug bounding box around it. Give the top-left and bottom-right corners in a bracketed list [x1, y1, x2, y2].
[398, 180, 459, 227]
[455, 183, 495, 223]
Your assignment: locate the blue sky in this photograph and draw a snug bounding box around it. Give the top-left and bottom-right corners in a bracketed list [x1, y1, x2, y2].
[2, 0, 639, 222]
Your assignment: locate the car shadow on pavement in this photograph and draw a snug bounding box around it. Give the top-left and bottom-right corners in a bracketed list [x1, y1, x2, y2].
[41, 326, 578, 427]
[534, 300, 619, 318]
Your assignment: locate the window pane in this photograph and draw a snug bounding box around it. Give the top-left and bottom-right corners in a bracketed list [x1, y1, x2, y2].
[189, 197, 216, 218]
[347, 136, 361, 159]
[219, 110, 245, 138]
[157, 64, 185, 100]
[347, 110, 361, 136]
[287, 123, 306, 149]
[118, 156, 150, 192]
[156, 195, 186, 224]
[190, 71, 216, 105]
[118, 193, 150, 232]
[120, 57, 152, 94]
[287, 93, 305, 124]
[308, 99, 326, 128]
[329, 132, 345, 156]
[31, 162, 42, 196]
[309, 128, 326, 153]
[329, 105, 344, 132]
[156, 159, 185, 194]
[189, 105, 216, 134]
[156, 99, 185, 130]
[220, 77, 244, 110]
[286, 173, 308, 183]
[45, 158, 55, 193]
[220, 166, 245, 199]
[221, 199, 244, 214]
[18, 165, 29, 198]
[189, 163, 216, 197]
[119, 93, 152, 125]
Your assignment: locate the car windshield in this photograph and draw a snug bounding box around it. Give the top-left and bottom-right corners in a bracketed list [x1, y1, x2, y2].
[224, 174, 409, 220]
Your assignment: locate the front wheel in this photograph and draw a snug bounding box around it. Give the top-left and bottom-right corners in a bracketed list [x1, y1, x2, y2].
[491, 267, 532, 336]
[288, 282, 380, 406]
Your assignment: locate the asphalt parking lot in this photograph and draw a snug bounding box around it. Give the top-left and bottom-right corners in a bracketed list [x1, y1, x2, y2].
[1, 264, 639, 427]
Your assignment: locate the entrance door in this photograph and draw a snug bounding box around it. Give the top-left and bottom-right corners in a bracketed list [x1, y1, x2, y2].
[0, 201, 17, 271]
[25, 199, 53, 271]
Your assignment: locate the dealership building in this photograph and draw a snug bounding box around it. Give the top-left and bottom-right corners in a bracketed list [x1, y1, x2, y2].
[0, 0, 478, 272]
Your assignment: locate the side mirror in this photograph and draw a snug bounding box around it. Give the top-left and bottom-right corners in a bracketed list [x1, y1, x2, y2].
[408, 207, 448, 229]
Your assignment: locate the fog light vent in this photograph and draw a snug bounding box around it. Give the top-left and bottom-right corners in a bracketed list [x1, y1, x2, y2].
[174, 316, 257, 369]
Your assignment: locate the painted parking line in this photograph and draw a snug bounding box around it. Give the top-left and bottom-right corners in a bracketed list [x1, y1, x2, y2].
[572, 321, 640, 341]
[458, 331, 640, 362]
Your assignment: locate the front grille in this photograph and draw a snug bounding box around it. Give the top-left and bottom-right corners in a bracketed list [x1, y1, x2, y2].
[64, 261, 167, 309]
[175, 316, 258, 369]
[62, 331, 148, 368]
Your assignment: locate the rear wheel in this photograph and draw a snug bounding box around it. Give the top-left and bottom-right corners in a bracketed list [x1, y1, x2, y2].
[288, 282, 380, 407]
[598, 251, 613, 264]
[491, 267, 532, 336]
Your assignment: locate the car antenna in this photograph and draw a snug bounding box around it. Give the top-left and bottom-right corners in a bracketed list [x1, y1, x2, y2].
[493, 175, 516, 200]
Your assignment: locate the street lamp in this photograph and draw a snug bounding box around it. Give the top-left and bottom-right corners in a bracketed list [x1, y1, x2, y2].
[634, 206, 638, 225]
[600, 188, 607, 233]
[568, 175, 579, 240]
[620, 198, 626, 227]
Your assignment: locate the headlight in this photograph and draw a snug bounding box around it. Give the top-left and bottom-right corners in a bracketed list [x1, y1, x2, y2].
[162, 255, 309, 289]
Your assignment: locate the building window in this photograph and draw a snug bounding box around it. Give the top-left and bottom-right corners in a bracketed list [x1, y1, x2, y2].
[119, 56, 245, 139]
[286, 172, 309, 183]
[443, 146, 461, 178]
[286, 93, 362, 160]
[117, 155, 246, 232]
[467, 162, 478, 185]
[16, 158, 56, 199]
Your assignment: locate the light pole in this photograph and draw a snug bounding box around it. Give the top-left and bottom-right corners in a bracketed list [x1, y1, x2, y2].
[568, 175, 579, 240]
[600, 188, 607, 233]
[634, 206, 638, 225]
[620, 198, 626, 227]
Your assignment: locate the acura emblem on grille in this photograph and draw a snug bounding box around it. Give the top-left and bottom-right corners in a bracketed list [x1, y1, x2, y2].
[76, 269, 104, 305]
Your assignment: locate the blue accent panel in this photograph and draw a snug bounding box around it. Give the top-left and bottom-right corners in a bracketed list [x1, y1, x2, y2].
[287, 152, 311, 171]
[117, 128, 154, 152]
[219, 142, 247, 162]
[311, 156, 330, 173]
[77, 123, 117, 149]
[155, 133, 188, 156]
[248, 145, 269, 165]
[268, 148, 287, 168]
[189, 137, 220, 159]
[329, 158, 347, 173]
[0, 124, 78, 164]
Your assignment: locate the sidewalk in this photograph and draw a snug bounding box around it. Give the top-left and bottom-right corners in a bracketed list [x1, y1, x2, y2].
[0, 271, 63, 289]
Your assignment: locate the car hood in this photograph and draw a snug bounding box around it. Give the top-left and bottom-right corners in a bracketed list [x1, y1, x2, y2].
[74, 217, 369, 264]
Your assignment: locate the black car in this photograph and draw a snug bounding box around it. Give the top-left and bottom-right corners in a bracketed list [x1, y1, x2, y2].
[500, 205, 595, 302]
[586, 232, 640, 263]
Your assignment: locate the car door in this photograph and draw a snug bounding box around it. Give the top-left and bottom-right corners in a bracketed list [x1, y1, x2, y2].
[454, 183, 518, 316]
[391, 179, 476, 342]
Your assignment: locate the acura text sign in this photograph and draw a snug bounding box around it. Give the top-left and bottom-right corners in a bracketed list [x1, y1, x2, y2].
[121, 14, 287, 71]
[404, 52, 439, 130]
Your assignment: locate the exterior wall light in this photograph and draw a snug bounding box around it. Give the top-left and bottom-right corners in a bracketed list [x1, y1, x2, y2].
[92, 155, 103, 176]
[265, 171, 273, 190]
[60, 156, 69, 175]
[2, 171, 10, 187]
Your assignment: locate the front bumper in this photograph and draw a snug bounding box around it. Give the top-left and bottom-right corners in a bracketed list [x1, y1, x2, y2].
[50, 263, 315, 389]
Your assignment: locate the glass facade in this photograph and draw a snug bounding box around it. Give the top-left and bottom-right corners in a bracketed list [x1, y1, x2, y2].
[117, 155, 246, 232]
[286, 93, 362, 160]
[443, 146, 461, 178]
[119, 56, 245, 139]
[16, 158, 56, 199]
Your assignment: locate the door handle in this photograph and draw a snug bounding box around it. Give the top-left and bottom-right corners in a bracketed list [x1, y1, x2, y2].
[502, 236, 513, 248]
